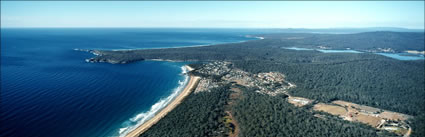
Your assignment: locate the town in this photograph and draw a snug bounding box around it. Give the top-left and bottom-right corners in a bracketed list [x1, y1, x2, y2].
[191, 61, 295, 96]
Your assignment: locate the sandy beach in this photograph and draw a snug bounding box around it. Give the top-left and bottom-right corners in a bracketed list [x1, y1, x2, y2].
[124, 66, 200, 137]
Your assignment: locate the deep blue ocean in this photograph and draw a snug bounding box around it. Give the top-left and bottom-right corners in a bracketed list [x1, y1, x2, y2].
[1, 28, 258, 137]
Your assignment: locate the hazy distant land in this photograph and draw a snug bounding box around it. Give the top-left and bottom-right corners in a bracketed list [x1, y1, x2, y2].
[87, 31, 424, 64]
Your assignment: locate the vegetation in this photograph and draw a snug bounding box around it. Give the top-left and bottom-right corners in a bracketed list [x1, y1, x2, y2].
[233, 87, 396, 137]
[90, 31, 424, 63]
[410, 114, 425, 137]
[260, 31, 425, 51]
[95, 32, 424, 115]
[141, 84, 399, 137]
[140, 85, 231, 137]
[233, 59, 424, 116]
[94, 31, 424, 136]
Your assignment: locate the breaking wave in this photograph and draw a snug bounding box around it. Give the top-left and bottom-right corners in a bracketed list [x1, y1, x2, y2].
[118, 66, 189, 137]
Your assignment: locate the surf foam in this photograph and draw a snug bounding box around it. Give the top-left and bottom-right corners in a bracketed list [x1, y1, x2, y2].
[118, 66, 189, 137]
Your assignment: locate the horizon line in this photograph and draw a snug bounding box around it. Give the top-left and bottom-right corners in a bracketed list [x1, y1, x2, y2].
[1, 26, 424, 30]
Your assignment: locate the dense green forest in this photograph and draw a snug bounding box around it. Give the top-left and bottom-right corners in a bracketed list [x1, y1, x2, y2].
[232, 86, 396, 137]
[410, 114, 425, 137]
[141, 84, 399, 137]
[90, 32, 424, 64]
[233, 59, 424, 116]
[93, 32, 424, 115]
[141, 83, 401, 137]
[92, 32, 424, 136]
[140, 85, 231, 137]
[260, 31, 425, 51]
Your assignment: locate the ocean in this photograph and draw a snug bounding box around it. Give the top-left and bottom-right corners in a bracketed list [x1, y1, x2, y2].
[0, 28, 258, 137]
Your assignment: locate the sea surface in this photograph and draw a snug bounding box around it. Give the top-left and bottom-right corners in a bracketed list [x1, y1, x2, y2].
[1, 28, 258, 137]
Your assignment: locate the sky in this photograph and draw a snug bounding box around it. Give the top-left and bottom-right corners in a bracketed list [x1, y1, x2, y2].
[1, 1, 424, 29]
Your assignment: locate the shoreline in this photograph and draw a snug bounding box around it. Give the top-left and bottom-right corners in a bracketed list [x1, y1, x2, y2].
[124, 65, 200, 137]
[83, 36, 264, 64]
[83, 36, 264, 52]
[110, 36, 264, 51]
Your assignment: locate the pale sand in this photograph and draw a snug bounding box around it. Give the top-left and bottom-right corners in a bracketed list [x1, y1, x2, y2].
[185, 65, 195, 71]
[405, 50, 425, 55]
[125, 69, 200, 137]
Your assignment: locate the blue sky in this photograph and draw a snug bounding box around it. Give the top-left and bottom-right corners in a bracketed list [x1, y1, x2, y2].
[1, 1, 424, 29]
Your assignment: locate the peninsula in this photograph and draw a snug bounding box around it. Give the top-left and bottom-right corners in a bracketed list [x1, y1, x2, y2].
[87, 31, 424, 137]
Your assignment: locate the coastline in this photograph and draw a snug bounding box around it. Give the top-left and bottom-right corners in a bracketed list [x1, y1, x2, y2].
[91, 36, 264, 52]
[83, 36, 264, 64]
[124, 65, 200, 137]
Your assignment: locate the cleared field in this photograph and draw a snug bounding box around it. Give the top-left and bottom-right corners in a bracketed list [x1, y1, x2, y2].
[379, 111, 412, 121]
[332, 100, 352, 106]
[233, 79, 249, 86]
[288, 96, 312, 107]
[355, 114, 382, 127]
[332, 100, 412, 122]
[313, 103, 347, 116]
[332, 100, 380, 113]
[316, 100, 411, 136]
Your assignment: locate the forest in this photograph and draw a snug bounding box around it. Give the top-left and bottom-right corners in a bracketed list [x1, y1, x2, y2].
[232, 59, 424, 116]
[232, 86, 397, 137]
[259, 31, 425, 51]
[91, 32, 424, 136]
[140, 80, 399, 137]
[90, 31, 424, 64]
[140, 85, 231, 137]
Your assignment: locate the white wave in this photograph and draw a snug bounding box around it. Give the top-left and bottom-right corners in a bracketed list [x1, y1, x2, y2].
[256, 36, 265, 40]
[245, 35, 264, 40]
[119, 127, 128, 134]
[118, 66, 190, 137]
[181, 65, 188, 74]
[106, 37, 258, 52]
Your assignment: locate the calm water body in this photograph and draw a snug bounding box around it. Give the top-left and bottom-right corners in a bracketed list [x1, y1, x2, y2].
[283, 47, 424, 60]
[282, 47, 314, 51]
[316, 49, 363, 53]
[376, 53, 425, 60]
[1, 28, 257, 137]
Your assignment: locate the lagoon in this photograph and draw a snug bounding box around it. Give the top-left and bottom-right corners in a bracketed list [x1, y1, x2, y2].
[283, 47, 424, 61]
[316, 49, 363, 53]
[375, 53, 425, 60]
